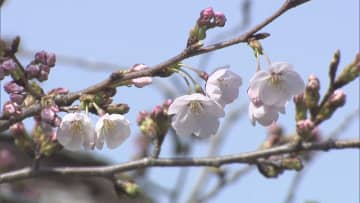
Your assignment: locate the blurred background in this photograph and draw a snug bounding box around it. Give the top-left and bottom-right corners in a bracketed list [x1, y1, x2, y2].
[0, 0, 359, 203]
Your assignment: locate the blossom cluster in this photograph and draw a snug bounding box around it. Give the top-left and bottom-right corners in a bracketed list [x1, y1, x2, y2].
[168, 67, 242, 137]
[56, 112, 131, 151]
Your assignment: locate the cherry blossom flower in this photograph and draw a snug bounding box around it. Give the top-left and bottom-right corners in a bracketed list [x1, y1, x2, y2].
[95, 113, 131, 150]
[206, 67, 242, 106]
[168, 93, 225, 137]
[56, 112, 96, 151]
[249, 62, 305, 107]
[248, 102, 285, 126]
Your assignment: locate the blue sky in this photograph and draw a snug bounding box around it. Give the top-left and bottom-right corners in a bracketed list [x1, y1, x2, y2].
[1, 1, 359, 203]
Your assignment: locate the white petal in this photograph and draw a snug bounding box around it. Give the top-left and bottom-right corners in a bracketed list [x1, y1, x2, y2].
[171, 108, 197, 136]
[249, 70, 270, 92]
[206, 68, 242, 106]
[194, 114, 220, 137]
[95, 114, 131, 149]
[283, 70, 305, 95]
[258, 81, 290, 106]
[56, 112, 94, 151]
[248, 103, 279, 126]
[202, 99, 225, 117]
[168, 95, 191, 115]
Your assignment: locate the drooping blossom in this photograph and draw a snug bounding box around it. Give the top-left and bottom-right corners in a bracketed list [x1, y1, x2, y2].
[205, 67, 242, 106]
[249, 62, 305, 107]
[248, 62, 304, 126]
[168, 93, 225, 137]
[95, 113, 131, 150]
[56, 112, 96, 151]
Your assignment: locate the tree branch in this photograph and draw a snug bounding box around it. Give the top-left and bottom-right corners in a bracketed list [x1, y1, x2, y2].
[0, 0, 311, 132]
[0, 138, 358, 184]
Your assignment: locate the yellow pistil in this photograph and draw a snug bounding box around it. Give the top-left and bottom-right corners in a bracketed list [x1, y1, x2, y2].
[70, 120, 84, 134]
[188, 101, 203, 114]
[270, 72, 282, 86]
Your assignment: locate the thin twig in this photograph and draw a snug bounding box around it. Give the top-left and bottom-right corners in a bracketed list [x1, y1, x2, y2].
[0, 138, 358, 184]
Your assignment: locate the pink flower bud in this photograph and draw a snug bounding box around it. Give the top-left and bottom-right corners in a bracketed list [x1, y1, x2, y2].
[130, 64, 152, 88]
[4, 81, 24, 94]
[3, 101, 18, 116]
[41, 107, 56, 123]
[306, 74, 320, 91]
[0, 59, 16, 72]
[38, 70, 49, 81]
[198, 7, 215, 26]
[35, 51, 47, 64]
[296, 119, 314, 137]
[10, 93, 26, 104]
[214, 12, 226, 27]
[151, 105, 162, 117]
[10, 122, 25, 134]
[163, 99, 172, 107]
[40, 64, 51, 73]
[46, 52, 56, 67]
[48, 87, 69, 95]
[137, 110, 149, 124]
[26, 64, 40, 78]
[329, 89, 346, 107]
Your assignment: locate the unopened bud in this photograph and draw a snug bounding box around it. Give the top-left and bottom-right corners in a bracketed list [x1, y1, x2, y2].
[329, 50, 340, 83]
[114, 180, 140, 198]
[296, 119, 314, 140]
[35, 51, 47, 64]
[2, 101, 21, 117]
[328, 89, 346, 107]
[48, 87, 69, 95]
[293, 93, 307, 121]
[257, 163, 282, 178]
[304, 74, 320, 110]
[281, 157, 303, 171]
[46, 53, 56, 67]
[214, 12, 226, 27]
[130, 64, 152, 88]
[26, 64, 40, 78]
[10, 93, 26, 104]
[139, 117, 158, 139]
[198, 7, 214, 26]
[335, 53, 360, 87]
[10, 122, 25, 135]
[0, 59, 16, 72]
[4, 81, 24, 94]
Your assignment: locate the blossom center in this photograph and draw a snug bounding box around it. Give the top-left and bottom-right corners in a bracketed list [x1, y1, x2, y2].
[70, 120, 84, 134]
[270, 72, 283, 86]
[188, 101, 204, 114]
